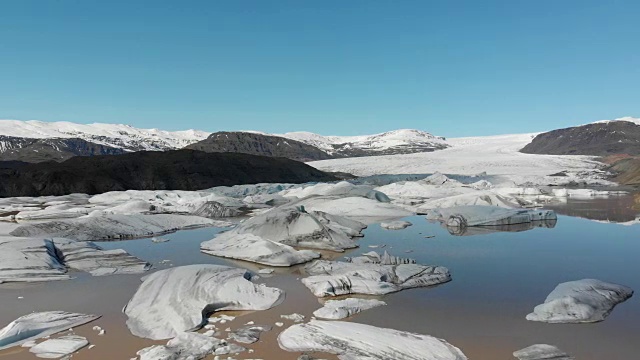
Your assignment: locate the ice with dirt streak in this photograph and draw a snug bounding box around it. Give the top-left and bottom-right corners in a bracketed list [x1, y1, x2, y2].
[313, 298, 387, 320]
[124, 265, 284, 340]
[526, 279, 633, 323]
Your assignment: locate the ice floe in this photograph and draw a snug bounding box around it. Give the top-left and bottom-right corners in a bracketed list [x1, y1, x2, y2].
[313, 298, 386, 320]
[278, 320, 467, 360]
[346, 250, 416, 265]
[513, 344, 573, 360]
[279, 181, 390, 202]
[302, 255, 450, 297]
[29, 335, 89, 358]
[526, 279, 633, 323]
[124, 265, 284, 340]
[0, 311, 99, 350]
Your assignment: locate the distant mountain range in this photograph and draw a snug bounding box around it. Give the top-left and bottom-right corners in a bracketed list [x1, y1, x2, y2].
[0, 120, 450, 162]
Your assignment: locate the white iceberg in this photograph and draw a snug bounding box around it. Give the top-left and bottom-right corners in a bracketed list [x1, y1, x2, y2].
[279, 181, 390, 202]
[278, 320, 467, 360]
[29, 335, 89, 358]
[513, 344, 573, 360]
[0, 311, 99, 350]
[313, 298, 386, 320]
[302, 258, 450, 297]
[123, 264, 284, 340]
[292, 196, 413, 224]
[526, 279, 633, 323]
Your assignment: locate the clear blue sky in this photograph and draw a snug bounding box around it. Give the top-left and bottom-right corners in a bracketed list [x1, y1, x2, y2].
[1, 0, 638, 137]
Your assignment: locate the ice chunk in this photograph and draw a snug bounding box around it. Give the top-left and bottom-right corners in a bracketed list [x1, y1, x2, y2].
[313, 298, 386, 320]
[380, 220, 412, 230]
[228, 324, 271, 344]
[346, 251, 416, 265]
[280, 313, 305, 323]
[29, 335, 89, 358]
[513, 344, 573, 360]
[123, 265, 284, 340]
[137, 332, 239, 360]
[278, 320, 467, 360]
[0, 311, 99, 350]
[526, 279, 633, 323]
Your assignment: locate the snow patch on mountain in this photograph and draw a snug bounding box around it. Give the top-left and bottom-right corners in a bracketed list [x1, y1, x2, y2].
[592, 116, 640, 126]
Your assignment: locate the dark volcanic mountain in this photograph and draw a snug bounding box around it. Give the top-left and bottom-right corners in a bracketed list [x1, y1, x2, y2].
[186, 131, 333, 161]
[0, 135, 126, 162]
[521, 121, 640, 156]
[0, 149, 337, 197]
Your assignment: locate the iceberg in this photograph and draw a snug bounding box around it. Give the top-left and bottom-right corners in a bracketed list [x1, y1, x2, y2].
[302, 257, 450, 297]
[10, 213, 223, 240]
[380, 220, 412, 230]
[526, 279, 633, 323]
[425, 206, 557, 228]
[123, 265, 284, 340]
[136, 331, 244, 360]
[278, 320, 467, 360]
[201, 207, 365, 266]
[513, 344, 573, 360]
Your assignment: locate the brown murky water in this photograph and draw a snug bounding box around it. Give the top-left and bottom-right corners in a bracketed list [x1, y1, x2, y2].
[1, 194, 639, 360]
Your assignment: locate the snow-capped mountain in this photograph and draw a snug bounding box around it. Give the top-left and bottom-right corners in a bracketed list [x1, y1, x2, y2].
[592, 116, 640, 126]
[0, 120, 209, 152]
[0, 119, 450, 162]
[277, 129, 449, 157]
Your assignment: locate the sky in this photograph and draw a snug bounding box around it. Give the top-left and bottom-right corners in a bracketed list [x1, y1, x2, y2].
[0, 0, 639, 137]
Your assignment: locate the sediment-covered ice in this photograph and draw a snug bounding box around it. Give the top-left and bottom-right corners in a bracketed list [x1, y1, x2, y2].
[313, 298, 386, 320]
[526, 279, 633, 323]
[123, 264, 284, 340]
[29, 335, 89, 358]
[0, 311, 99, 350]
[513, 344, 573, 360]
[10, 213, 222, 240]
[278, 320, 468, 360]
[302, 257, 450, 297]
[380, 220, 412, 230]
[201, 206, 365, 266]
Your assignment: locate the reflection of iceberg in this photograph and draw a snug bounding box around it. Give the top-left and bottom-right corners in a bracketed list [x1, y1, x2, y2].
[445, 219, 557, 236]
[426, 206, 557, 236]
